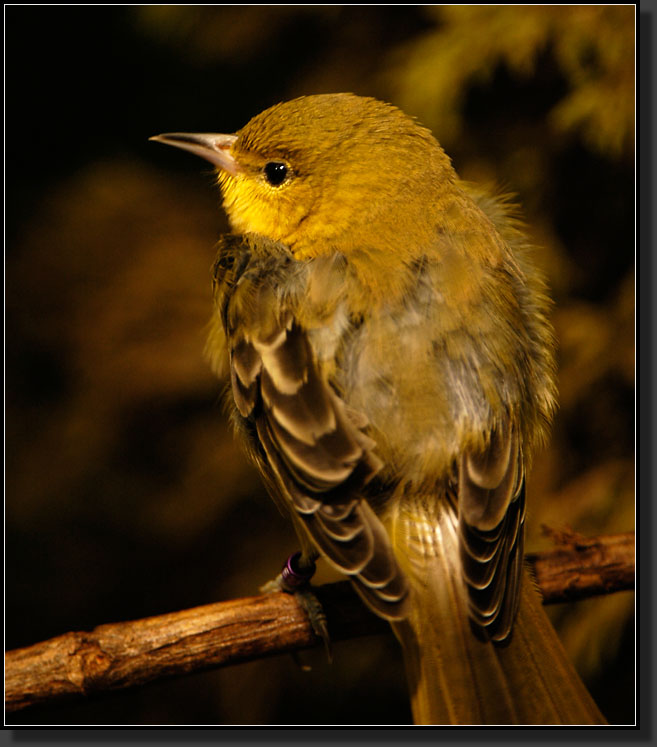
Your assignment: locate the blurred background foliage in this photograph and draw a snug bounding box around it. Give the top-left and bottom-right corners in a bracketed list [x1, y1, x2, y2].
[6, 5, 635, 725]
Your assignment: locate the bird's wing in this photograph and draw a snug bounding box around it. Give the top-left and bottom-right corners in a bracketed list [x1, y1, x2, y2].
[458, 422, 526, 641]
[214, 236, 410, 620]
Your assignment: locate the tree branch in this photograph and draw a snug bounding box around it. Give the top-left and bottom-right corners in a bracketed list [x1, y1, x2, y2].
[527, 527, 635, 604]
[5, 531, 634, 714]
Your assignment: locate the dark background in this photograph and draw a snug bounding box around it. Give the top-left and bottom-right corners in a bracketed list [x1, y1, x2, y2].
[6, 6, 635, 725]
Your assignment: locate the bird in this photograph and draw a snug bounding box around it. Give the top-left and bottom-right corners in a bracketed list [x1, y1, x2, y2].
[150, 93, 606, 725]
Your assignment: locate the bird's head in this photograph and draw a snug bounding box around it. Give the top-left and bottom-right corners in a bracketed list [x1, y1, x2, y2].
[151, 94, 455, 261]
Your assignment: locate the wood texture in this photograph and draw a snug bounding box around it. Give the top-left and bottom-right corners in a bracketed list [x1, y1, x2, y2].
[526, 528, 635, 604]
[5, 531, 634, 714]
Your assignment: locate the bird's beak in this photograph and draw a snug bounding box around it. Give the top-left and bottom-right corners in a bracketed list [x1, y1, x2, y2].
[149, 132, 241, 175]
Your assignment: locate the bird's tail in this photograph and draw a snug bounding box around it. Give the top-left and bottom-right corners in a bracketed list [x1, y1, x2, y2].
[389, 498, 606, 725]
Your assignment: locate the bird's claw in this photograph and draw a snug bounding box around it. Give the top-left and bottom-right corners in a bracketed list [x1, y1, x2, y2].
[294, 585, 332, 663]
[260, 551, 332, 664]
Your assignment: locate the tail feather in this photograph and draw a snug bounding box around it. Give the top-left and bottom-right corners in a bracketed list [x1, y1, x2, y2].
[390, 500, 606, 725]
[496, 578, 606, 724]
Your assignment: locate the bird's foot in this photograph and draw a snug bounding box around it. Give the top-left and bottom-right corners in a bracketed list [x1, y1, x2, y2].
[260, 551, 332, 664]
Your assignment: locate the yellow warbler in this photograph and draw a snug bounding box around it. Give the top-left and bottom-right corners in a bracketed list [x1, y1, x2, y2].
[151, 93, 605, 725]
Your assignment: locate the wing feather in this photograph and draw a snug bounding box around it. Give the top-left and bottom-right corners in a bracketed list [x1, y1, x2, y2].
[215, 237, 410, 621]
[459, 423, 525, 641]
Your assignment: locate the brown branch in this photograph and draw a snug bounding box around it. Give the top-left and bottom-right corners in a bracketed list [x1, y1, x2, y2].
[5, 531, 634, 714]
[526, 528, 635, 604]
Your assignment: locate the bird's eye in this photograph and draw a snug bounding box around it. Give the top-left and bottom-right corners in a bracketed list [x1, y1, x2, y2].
[263, 161, 288, 186]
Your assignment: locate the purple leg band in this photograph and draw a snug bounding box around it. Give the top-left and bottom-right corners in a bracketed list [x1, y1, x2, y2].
[281, 551, 316, 588]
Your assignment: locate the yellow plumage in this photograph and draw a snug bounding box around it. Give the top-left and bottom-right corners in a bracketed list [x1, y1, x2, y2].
[151, 93, 605, 724]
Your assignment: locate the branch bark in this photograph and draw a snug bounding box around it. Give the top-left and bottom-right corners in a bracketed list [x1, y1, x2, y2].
[5, 531, 634, 715]
[527, 527, 635, 604]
